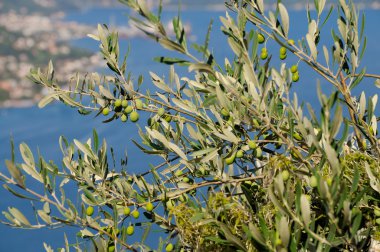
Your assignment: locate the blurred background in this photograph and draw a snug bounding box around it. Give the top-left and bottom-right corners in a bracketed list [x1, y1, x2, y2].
[0, 0, 380, 251]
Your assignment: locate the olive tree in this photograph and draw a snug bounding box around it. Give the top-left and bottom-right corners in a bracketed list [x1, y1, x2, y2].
[1, 0, 380, 251]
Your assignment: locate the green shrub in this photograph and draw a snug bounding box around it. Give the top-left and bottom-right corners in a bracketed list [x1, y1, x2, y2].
[1, 0, 380, 251]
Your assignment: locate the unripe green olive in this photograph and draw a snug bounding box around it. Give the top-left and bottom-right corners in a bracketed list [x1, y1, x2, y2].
[279, 46, 287, 55]
[126, 225, 134, 235]
[288, 39, 295, 45]
[279, 53, 287, 60]
[254, 147, 262, 158]
[236, 150, 244, 158]
[175, 170, 183, 177]
[374, 209, 380, 216]
[221, 108, 229, 117]
[157, 107, 165, 116]
[326, 177, 332, 186]
[130, 111, 139, 122]
[258, 33, 265, 44]
[292, 72, 300, 82]
[260, 51, 268, 60]
[86, 206, 94, 216]
[124, 105, 133, 114]
[114, 99, 122, 107]
[123, 207, 131, 215]
[293, 132, 303, 141]
[135, 99, 143, 110]
[145, 202, 154, 212]
[121, 100, 128, 108]
[102, 107, 110, 116]
[182, 177, 190, 183]
[131, 210, 140, 219]
[275, 238, 282, 246]
[121, 114, 127, 122]
[108, 245, 115, 252]
[164, 114, 172, 122]
[281, 170, 290, 181]
[199, 166, 206, 175]
[309, 176, 318, 188]
[290, 65, 298, 73]
[166, 200, 175, 210]
[225, 152, 236, 165]
[248, 140, 257, 149]
[165, 243, 174, 252]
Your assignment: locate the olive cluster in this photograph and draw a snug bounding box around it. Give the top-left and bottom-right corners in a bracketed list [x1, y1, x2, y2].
[101, 98, 142, 123]
[85, 202, 174, 251]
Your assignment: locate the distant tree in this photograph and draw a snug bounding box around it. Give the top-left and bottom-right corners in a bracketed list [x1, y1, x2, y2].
[1, 0, 380, 251]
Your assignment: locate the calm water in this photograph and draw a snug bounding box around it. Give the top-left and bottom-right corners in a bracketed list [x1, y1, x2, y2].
[1, 6, 380, 251]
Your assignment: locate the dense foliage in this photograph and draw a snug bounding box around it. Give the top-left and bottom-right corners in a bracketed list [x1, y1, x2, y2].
[1, 0, 380, 251]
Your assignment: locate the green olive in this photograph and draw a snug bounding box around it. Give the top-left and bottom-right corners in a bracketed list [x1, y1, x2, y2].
[293, 132, 303, 141]
[221, 108, 229, 117]
[126, 225, 134, 235]
[114, 99, 122, 107]
[275, 238, 282, 246]
[260, 51, 268, 60]
[102, 107, 110, 116]
[279, 46, 287, 55]
[121, 114, 127, 122]
[290, 65, 298, 73]
[175, 170, 183, 177]
[123, 207, 131, 215]
[166, 200, 175, 210]
[309, 176, 318, 188]
[131, 210, 140, 219]
[236, 150, 244, 158]
[254, 147, 262, 158]
[292, 72, 300, 82]
[130, 111, 140, 122]
[121, 100, 128, 108]
[145, 202, 154, 212]
[281, 170, 290, 181]
[86, 206, 94, 216]
[225, 152, 236, 165]
[279, 53, 287, 60]
[326, 177, 332, 186]
[157, 107, 165, 116]
[124, 105, 133, 114]
[165, 243, 174, 252]
[374, 209, 380, 216]
[258, 33, 265, 44]
[248, 140, 257, 149]
[199, 166, 206, 175]
[135, 99, 143, 110]
[164, 114, 172, 123]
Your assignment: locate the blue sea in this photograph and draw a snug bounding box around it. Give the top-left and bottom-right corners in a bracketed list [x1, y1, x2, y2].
[1, 6, 380, 251]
